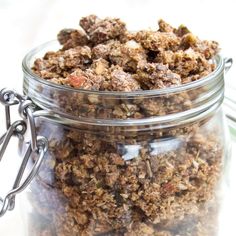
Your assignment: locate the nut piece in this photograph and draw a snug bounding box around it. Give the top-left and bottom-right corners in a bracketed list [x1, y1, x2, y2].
[91, 58, 109, 75]
[64, 68, 104, 90]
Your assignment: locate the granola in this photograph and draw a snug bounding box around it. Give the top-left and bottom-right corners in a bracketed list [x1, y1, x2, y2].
[26, 15, 224, 236]
[28, 116, 223, 236]
[32, 15, 219, 90]
[31, 15, 219, 121]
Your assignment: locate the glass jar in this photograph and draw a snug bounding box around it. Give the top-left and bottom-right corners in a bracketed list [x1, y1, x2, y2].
[0, 41, 232, 236]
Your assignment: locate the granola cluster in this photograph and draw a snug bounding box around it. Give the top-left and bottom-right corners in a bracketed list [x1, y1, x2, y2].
[32, 15, 218, 91]
[28, 118, 223, 236]
[27, 15, 224, 236]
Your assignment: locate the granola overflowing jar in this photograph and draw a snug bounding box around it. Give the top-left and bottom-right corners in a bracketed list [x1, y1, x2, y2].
[10, 39, 229, 236]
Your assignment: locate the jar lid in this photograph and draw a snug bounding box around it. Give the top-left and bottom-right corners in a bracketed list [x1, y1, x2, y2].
[223, 58, 236, 130]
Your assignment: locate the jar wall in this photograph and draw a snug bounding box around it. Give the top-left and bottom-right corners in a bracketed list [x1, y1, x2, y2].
[22, 109, 229, 236]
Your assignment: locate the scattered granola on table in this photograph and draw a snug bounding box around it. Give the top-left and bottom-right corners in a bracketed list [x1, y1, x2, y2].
[28, 15, 224, 236]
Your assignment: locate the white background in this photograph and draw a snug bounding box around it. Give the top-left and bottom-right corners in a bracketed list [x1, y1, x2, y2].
[0, 0, 236, 235]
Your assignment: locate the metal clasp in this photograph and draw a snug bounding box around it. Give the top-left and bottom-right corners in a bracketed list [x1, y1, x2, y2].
[224, 57, 233, 73]
[0, 88, 48, 217]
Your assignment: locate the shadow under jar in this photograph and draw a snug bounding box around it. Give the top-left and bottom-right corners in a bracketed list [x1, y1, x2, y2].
[22, 41, 230, 236]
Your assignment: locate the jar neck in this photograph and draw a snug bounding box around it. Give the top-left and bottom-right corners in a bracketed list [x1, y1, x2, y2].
[22, 41, 225, 127]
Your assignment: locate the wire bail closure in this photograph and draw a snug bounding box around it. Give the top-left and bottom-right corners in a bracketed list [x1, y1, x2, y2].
[0, 88, 48, 217]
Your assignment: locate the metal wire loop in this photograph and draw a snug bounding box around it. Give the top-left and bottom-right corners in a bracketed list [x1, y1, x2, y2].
[0, 140, 48, 217]
[0, 88, 25, 106]
[18, 100, 34, 119]
[0, 88, 48, 217]
[0, 89, 18, 106]
[18, 100, 38, 151]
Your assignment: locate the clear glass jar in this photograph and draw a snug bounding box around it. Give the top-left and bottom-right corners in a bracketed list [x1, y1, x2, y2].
[14, 41, 232, 235]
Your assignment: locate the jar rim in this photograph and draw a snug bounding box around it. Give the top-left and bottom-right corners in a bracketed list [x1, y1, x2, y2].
[22, 40, 224, 97]
[22, 40, 225, 127]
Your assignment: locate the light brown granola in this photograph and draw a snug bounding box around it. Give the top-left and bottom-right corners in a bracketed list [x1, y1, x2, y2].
[28, 15, 223, 236]
[32, 16, 218, 92]
[28, 118, 223, 236]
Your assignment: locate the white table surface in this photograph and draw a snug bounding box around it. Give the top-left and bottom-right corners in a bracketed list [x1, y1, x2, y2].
[0, 0, 236, 235]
